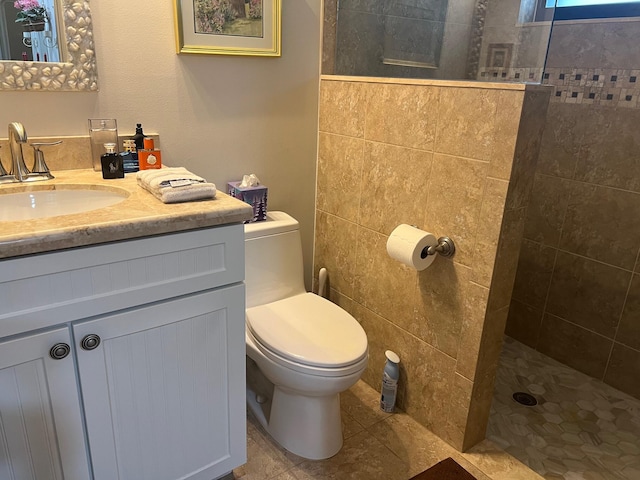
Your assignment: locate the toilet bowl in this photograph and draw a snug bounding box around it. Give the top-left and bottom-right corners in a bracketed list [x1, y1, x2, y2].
[244, 211, 368, 460]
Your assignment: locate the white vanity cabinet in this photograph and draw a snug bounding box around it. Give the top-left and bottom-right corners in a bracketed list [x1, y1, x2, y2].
[0, 224, 247, 480]
[0, 327, 90, 480]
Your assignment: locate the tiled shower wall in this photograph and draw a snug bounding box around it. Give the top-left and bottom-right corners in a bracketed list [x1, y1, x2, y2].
[322, 0, 477, 80]
[505, 19, 640, 400]
[314, 76, 550, 450]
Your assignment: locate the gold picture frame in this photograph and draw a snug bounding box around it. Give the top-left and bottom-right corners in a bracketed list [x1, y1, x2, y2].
[174, 0, 281, 56]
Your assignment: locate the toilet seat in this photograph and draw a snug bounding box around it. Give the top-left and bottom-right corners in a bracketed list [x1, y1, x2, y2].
[246, 293, 368, 377]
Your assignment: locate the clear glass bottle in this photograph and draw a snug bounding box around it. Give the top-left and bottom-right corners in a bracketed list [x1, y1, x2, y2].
[89, 119, 118, 172]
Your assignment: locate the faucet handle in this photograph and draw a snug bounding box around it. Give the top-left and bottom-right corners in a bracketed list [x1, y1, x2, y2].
[29, 140, 61, 177]
[0, 145, 17, 183]
[30, 140, 63, 148]
[0, 145, 7, 176]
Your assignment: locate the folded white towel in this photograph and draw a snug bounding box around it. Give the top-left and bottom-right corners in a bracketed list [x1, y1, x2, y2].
[137, 167, 217, 204]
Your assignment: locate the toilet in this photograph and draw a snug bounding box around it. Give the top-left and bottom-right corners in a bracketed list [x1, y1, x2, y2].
[244, 211, 368, 460]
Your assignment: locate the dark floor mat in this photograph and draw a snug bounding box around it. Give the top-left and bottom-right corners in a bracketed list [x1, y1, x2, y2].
[409, 457, 478, 480]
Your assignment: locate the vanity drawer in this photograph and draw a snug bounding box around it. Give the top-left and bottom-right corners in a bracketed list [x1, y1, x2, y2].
[0, 224, 245, 338]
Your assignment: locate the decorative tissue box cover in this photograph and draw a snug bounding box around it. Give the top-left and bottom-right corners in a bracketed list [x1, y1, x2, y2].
[227, 181, 267, 223]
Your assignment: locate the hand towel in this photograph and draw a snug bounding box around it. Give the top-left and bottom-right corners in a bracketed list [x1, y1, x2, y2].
[136, 167, 217, 204]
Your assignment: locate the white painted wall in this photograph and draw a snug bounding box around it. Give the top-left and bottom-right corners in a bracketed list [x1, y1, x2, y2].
[0, 0, 322, 287]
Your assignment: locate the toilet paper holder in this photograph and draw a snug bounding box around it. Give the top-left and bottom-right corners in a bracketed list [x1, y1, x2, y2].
[421, 236, 455, 259]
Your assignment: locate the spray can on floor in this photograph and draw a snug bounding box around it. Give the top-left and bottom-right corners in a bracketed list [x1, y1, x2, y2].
[380, 350, 400, 413]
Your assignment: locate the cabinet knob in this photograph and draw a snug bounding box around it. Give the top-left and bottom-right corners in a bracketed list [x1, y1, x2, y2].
[81, 334, 101, 351]
[49, 343, 71, 360]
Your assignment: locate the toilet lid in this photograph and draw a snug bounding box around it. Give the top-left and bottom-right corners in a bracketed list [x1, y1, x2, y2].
[246, 293, 368, 368]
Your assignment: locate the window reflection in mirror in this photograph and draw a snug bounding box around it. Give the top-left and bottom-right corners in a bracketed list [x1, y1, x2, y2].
[0, 0, 60, 62]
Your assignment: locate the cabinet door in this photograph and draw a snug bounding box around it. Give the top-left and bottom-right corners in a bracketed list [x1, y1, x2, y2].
[75, 285, 246, 480]
[0, 327, 91, 480]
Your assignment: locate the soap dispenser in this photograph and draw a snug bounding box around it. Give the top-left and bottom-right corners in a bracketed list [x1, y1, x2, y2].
[132, 123, 146, 151]
[101, 142, 124, 179]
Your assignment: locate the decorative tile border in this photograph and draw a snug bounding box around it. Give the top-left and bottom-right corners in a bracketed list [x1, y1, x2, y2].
[478, 67, 545, 83]
[543, 67, 640, 107]
[477, 67, 640, 108]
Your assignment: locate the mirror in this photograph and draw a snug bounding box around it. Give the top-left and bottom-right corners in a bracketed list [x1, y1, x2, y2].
[1, 0, 61, 62]
[0, 0, 97, 91]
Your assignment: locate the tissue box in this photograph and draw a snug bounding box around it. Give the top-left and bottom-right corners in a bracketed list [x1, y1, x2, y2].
[228, 181, 268, 223]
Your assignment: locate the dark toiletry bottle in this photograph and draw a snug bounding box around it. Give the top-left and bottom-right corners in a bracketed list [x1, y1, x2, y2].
[120, 139, 139, 173]
[101, 142, 124, 179]
[132, 123, 146, 151]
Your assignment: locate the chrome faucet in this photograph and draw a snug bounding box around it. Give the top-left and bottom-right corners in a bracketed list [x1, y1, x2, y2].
[1, 122, 54, 183]
[8, 122, 30, 182]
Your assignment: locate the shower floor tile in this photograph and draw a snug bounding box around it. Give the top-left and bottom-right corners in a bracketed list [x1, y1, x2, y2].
[488, 336, 640, 480]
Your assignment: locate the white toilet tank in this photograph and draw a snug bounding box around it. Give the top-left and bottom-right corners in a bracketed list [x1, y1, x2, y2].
[244, 211, 306, 308]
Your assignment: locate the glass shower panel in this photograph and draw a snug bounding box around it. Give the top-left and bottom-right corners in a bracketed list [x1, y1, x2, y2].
[325, 0, 557, 83]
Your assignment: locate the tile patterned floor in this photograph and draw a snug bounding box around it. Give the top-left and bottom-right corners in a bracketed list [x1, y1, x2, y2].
[228, 380, 544, 480]
[487, 336, 640, 480]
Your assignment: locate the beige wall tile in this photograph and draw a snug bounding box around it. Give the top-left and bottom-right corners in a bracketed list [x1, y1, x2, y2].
[316, 132, 365, 222]
[546, 251, 631, 338]
[504, 90, 550, 209]
[319, 80, 367, 137]
[415, 258, 472, 358]
[604, 343, 640, 399]
[511, 239, 556, 310]
[355, 304, 395, 396]
[471, 177, 509, 287]
[359, 142, 433, 235]
[316, 78, 535, 451]
[364, 83, 439, 150]
[505, 299, 544, 349]
[425, 154, 488, 267]
[523, 174, 572, 247]
[314, 210, 358, 298]
[536, 103, 609, 179]
[401, 339, 459, 449]
[474, 307, 510, 384]
[457, 282, 491, 381]
[1, 136, 92, 172]
[352, 226, 417, 330]
[460, 305, 509, 388]
[487, 207, 527, 312]
[617, 274, 640, 351]
[435, 88, 519, 166]
[560, 182, 640, 270]
[538, 313, 613, 380]
[490, 90, 526, 180]
[463, 365, 497, 451]
[574, 107, 640, 193]
[356, 303, 459, 446]
[442, 373, 474, 451]
[327, 288, 358, 319]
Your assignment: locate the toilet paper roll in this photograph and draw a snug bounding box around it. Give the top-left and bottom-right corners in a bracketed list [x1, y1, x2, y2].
[386, 224, 438, 271]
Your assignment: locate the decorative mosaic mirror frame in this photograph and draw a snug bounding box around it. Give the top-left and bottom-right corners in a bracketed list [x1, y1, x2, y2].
[0, 0, 97, 91]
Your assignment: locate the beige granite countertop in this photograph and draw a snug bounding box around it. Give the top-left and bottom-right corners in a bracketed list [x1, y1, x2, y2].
[0, 169, 253, 259]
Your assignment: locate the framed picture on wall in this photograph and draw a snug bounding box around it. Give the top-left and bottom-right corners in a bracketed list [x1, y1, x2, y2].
[486, 43, 513, 69]
[174, 0, 281, 56]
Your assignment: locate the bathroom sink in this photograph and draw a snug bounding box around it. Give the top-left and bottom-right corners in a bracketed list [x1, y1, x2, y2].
[0, 187, 128, 221]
